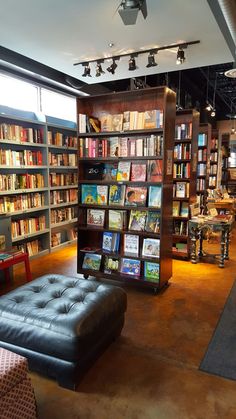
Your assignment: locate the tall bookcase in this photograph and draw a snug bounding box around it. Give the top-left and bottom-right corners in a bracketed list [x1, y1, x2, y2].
[196, 123, 211, 212]
[209, 128, 219, 190]
[172, 109, 199, 259]
[76, 87, 176, 292]
[0, 106, 77, 258]
[221, 133, 230, 189]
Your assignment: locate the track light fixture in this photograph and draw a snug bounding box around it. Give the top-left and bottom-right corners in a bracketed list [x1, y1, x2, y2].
[74, 40, 199, 77]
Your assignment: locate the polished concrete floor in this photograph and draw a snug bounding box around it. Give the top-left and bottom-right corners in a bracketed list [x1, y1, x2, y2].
[1, 234, 236, 419]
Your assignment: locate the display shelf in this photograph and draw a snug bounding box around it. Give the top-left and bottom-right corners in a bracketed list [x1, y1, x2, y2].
[196, 123, 212, 211]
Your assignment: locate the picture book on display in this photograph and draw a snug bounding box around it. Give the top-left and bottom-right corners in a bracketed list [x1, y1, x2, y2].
[102, 231, 120, 253]
[87, 209, 105, 227]
[109, 185, 126, 206]
[116, 161, 131, 181]
[142, 238, 160, 258]
[81, 184, 97, 204]
[130, 163, 146, 182]
[120, 258, 141, 276]
[104, 256, 119, 274]
[148, 186, 162, 207]
[125, 187, 147, 206]
[82, 253, 102, 271]
[128, 210, 147, 231]
[108, 210, 126, 230]
[123, 234, 139, 256]
[145, 211, 160, 233]
[102, 163, 118, 181]
[173, 201, 181, 217]
[180, 201, 189, 217]
[144, 261, 159, 282]
[97, 185, 108, 205]
[109, 137, 119, 157]
[147, 160, 163, 182]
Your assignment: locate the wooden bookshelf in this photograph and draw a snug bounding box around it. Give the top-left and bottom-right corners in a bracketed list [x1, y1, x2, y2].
[76, 87, 176, 293]
[196, 123, 212, 212]
[221, 133, 230, 189]
[209, 128, 219, 190]
[172, 109, 200, 259]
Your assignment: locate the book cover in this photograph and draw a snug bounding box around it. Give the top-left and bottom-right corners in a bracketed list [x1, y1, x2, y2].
[117, 161, 131, 181]
[143, 110, 158, 129]
[82, 253, 102, 270]
[148, 186, 162, 207]
[119, 137, 128, 157]
[108, 210, 126, 230]
[125, 186, 147, 206]
[147, 160, 163, 182]
[89, 117, 101, 133]
[142, 238, 160, 258]
[130, 163, 147, 181]
[123, 111, 130, 130]
[111, 114, 123, 132]
[0, 253, 14, 261]
[102, 231, 113, 252]
[173, 201, 180, 216]
[124, 234, 139, 256]
[109, 184, 126, 206]
[145, 211, 160, 233]
[100, 114, 112, 132]
[87, 209, 105, 227]
[102, 163, 118, 181]
[144, 261, 159, 282]
[104, 256, 119, 273]
[81, 184, 97, 204]
[128, 210, 147, 231]
[120, 258, 141, 276]
[180, 201, 189, 217]
[175, 182, 186, 198]
[109, 137, 120, 157]
[97, 185, 108, 205]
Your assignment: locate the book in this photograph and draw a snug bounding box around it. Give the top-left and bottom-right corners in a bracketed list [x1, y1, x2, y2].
[144, 261, 159, 282]
[119, 138, 128, 157]
[109, 185, 126, 206]
[128, 210, 147, 231]
[123, 111, 130, 130]
[148, 186, 162, 207]
[108, 210, 126, 230]
[130, 163, 146, 181]
[82, 253, 102, 270]
[81, 184, 97, 204]
[109, 137, 120, 157]
[100, 114, 112, 132]
[87, 209, 105, 227]
[102, 231, 113, 252]
[145, 211, 160, 233]
[84, 162, 104, 180]
[147, 160, 162, 182]
[123, 234, 139, 256]
[104, 256, 119, 274]
[173, 201, 180, 216]
[116, 161, 131, 181]
[97, 185, 108, 205]
[180, 201, 189, 217]
[111, 114, 123, 131]
[120, 258, 141, 276]
[102, 163, 118, 181]
[125, 186, 147, 206]
[175, 182, 187, 198]
[89, 117, 101, 133]
[142, 238, 160, 258]
[0, 252, 14, 261]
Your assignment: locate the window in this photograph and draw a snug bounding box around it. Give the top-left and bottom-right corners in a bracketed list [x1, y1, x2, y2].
[41, 89, 76, 122]
[0, 74, 39, 112]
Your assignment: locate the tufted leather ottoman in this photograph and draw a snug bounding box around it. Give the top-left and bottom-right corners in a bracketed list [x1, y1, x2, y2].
[0, 274, 127, 389]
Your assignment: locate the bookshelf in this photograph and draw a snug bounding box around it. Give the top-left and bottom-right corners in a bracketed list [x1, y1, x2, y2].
[0, 106, 77, 258]
[77, 87, 176, 293]
[172, 109, 200, 259]
[209, 128, 219, 190]
[221, 133, 230, 190]
[196, 123, 212, 212]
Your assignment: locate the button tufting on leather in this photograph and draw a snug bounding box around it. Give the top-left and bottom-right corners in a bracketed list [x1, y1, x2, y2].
[52, 292, 62, 298]
[66, 282, 77, 288]
[13, 296, 24, 303]
[48, 278, 58, 284]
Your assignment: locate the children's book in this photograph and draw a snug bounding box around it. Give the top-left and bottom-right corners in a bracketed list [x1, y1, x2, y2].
[175, 182, 186, 198]
[144, 261, 159, 282]
[116, 161, 131, 181]
[142, 238, 160, 258]
[173, 201, 180, 217]
[104, 256, 119, 274]
[120, 258, 141, 276]
[148, 186, 162, 207]
[109, 184, 126, 206]
[145, 211, 160, 233]
[180, 201, 189, 217]
[109, 137, 120, 157]
[130, 163, 147, 182]
[81, 184, 97, 204]
[125, 186, 147, 206]
[123, 234, 139, 256]
[82, 253, 102, 271]
[87, 209, 105, 227]
[147, 160, 163, 182]
[128, 210, 147, 231]
[108, 210, 126, 230]
[97, 185, 108, 205]
[102, 231, 113, 252]
[102, 163, 118, 181]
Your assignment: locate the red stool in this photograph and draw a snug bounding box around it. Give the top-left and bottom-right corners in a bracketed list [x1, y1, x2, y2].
[0, 252, 32, 282]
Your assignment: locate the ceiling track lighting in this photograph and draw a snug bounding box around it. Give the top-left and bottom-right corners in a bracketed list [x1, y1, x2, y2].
[74, 40, 200, 77]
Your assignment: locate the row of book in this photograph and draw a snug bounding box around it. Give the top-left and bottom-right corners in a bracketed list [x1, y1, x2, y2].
[0, 192, 45, 214]
[50, 172, 78, 187]
[172, 201, 189, 217]
[51, 228, 78, 247]
[197, 148, 207, 161]
[86, 208, 160, 233]
[173, 143, 191, 160]
[210, 152, 218, 162]
[173, 182, 190, 198]
[50, 189, 77, 205]
[11, 216, 46, 239]
[173, 162, 190, 179]
[16, 240, 43, 256]
[79, 135, 163, 158]
[47, 131, 77, 148]
[172, 242, 188, 254]
[175, 123, 192, 140]
[78, 109, 164, 133]
[0, 173, 45, 191]
[82, 184, 161, 208]
[50, 207, 77, 224]
[197, 178, 206, 191]
[210, 165, 217, 175]
[0, 123, 44, 144]
[210, 138, 218, 149]
[81, 252, 159, 282]
[48, 152, 77, 167]
[102, 231, 160, 258]
[198, 133, 208, 146]
[197, 164, 207, 176]
[209, 176, 217, 187]
[0, 149, 43, 166]
[173, 220, 188, 236]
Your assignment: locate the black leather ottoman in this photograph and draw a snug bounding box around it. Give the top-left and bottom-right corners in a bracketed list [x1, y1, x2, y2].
[0, 274, 127, 389]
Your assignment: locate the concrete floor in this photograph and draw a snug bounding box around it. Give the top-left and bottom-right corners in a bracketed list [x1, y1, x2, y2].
[1, 234, 236, 419]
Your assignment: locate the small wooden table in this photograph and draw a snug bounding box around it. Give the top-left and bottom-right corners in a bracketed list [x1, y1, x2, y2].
[189, 215, 233, 268]
[0, 251, 32, 282]
[214, 199, 236, 215]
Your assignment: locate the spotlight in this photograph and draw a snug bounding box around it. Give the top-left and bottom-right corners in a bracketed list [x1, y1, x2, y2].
[176, 48, 185, 65]
[128, 56, 137, 71]
[118, 0, 147, 26]
[211, 109, 216, 117]
[146, 52, 157, 68]
[205, 102, 212, 111]
[107, 60, 117, 75]
[95, 62, 105, 77]
[82, 64, 91, 77]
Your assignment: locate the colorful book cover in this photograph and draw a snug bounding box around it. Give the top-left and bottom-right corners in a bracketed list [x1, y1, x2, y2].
[128, 210, 147, 231]
[108, 210, 126, 230]
[82, 253, 102, 270]
[125, 186, 147, 206]
[144, 261, 159, 282]
[81, 184, 97, 204]
[175, 182, 186, 198]
[120, 258, 141, 276]
[102, 163, 118, 181]
[100, 114, 112, 132]
[109, 184, 126, 205]
[142, 238, 160, 258]
[104, 256, 119, 274]
[147, 160, 163, 182]
[123, 234, 139, 256]
[148, 186, 162, 207]
[87, 209, 105, 227]
[180, 201, 189, 217]
[102, 231, 113, 252]
[145, 211, 160, 233]
[109, 137, 120, 157]
[130, 163, 147, 181]
[116, 161, 131, 181]
[97, 185, 108, 205]
[173, 201, 180, 216]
